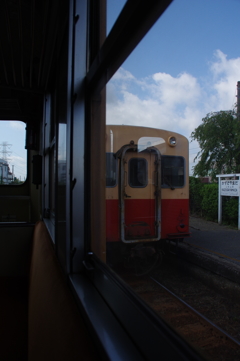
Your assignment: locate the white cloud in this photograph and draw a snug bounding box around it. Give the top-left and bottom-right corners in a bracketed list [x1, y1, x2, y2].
[107, 52, 240, 174]
[210, 50, 240, 110]
[107, 68, 205, 137]
[112, 67, 135, 82]
[107, 52, 240, 139]
[151, 72, 201, 106]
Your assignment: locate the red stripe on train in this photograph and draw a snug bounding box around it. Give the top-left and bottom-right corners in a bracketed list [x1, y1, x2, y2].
[106, 198, 189, 242]
[161, 199, 189, 238]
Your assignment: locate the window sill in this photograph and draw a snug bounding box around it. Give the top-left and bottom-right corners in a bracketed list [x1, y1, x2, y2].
[69, 273, 144, 361]
[69, 259, 203, 361]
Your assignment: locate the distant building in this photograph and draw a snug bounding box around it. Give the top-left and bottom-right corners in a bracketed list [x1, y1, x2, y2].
[0, 158, 13, 184]
[199, 176, 211, 184]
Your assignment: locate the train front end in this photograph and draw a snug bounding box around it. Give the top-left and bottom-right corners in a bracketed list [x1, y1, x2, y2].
[106, 125, 189, 247]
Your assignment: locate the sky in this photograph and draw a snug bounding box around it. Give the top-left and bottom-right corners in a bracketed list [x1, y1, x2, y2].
[1, 0, 240, 180]
[0, 121, 26, 181]
[106, 0, 240, 175]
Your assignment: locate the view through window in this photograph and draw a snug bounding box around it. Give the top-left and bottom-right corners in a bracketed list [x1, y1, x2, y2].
[0, 120, 27, 184]
[104, 0, 240, 358]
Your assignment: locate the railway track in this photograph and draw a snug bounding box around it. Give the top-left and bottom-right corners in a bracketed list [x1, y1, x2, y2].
[117, 267, 240, 360]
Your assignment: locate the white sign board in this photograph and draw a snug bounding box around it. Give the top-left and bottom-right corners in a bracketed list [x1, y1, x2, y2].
[217, 174, 240, 230]
[220, 180, 240, 196]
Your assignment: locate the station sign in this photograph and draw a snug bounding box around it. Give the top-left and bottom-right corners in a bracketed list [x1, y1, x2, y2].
[220, 180, 240, 196]
[217, 174, 240, 230]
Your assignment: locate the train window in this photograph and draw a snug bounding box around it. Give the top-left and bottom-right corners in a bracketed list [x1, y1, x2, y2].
[42, 94, 56, 240]
[161, 155, 185, 188]
[106, 152, 117, 187]
[129, 158, 147, 188]
[138, 137, 165, 152]
[0, 120, 27, 185]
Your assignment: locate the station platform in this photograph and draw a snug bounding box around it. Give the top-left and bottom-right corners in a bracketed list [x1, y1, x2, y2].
[176, 216, 240, 285]
[187, 216, 240, 264]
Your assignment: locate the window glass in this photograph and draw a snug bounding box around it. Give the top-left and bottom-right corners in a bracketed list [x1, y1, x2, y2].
[138, 137, 165, 152]
[129, 158, 147, 188]
[161, 156, 185, 188]
[106, 152, 117, 187]
[97, 0, 240, 357]
[57, 122, 67, 265]
[0, 121, 27, 184]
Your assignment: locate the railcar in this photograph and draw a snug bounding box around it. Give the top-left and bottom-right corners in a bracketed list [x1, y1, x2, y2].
[106, 125, 190, 245]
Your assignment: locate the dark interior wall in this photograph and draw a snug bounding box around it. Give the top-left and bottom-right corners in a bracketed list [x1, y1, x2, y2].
[0, 226, 34, 277]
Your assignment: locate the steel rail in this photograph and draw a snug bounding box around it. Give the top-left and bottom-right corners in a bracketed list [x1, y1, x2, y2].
[150, 276, 240, 347]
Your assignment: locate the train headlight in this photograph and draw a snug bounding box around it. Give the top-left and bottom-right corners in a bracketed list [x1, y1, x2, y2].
[168, 136, 176, 147]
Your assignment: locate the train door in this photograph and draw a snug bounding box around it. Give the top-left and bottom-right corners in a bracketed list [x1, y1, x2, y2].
[119, 145, 161, 242]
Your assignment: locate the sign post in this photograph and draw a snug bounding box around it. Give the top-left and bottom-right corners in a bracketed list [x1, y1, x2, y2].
[216, 174, 240, 230]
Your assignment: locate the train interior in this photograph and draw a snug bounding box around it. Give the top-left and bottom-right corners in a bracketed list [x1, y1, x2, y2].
[0, 1, 202, 360]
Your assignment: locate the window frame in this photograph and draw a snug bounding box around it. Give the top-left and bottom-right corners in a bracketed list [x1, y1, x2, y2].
[67, 0, 203, 359]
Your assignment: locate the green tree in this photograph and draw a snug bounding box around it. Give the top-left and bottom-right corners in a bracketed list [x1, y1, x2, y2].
[191, 110, 240, 179]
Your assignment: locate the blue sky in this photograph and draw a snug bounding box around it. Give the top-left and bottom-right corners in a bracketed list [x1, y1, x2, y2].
[1, 0, 240, 179]
[106, 0, 240, 174]
[0, 121, 26, 181]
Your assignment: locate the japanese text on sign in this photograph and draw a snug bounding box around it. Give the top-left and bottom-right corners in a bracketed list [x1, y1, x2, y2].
[220, 180, 240, 196]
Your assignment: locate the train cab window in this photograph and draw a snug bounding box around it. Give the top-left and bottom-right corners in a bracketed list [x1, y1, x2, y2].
[0, 120, 27, 185]
[129, 158, 147, 188]
[138, 136, 165, 152]
[106, 152, 117, 187]
[161, 155, 185, 188]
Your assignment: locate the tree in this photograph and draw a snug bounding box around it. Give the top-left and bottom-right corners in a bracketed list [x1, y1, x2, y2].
[191, 110, 240, 179]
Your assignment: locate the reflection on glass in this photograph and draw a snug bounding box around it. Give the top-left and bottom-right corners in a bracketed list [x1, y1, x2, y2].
[58, 124, 67, 185]
[0, 121, 27, 184]
[58, 123, 67, 219]
[57, 123, 67, 266]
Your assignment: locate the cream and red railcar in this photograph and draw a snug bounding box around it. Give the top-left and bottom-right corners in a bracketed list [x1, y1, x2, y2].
[106, 125, 189, 244]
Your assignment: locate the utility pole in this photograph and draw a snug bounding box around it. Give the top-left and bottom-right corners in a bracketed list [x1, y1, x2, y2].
[0, 141, 12, 161]
[0, 142, 12, 184]
[237, 81, 240, 120]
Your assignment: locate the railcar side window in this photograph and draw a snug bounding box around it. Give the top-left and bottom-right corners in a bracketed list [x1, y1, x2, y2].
[161, 155, 185, 188]
[106, 152, 117, 187]
[0, 120, 27, 185]
[129, 158, 147, 188]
